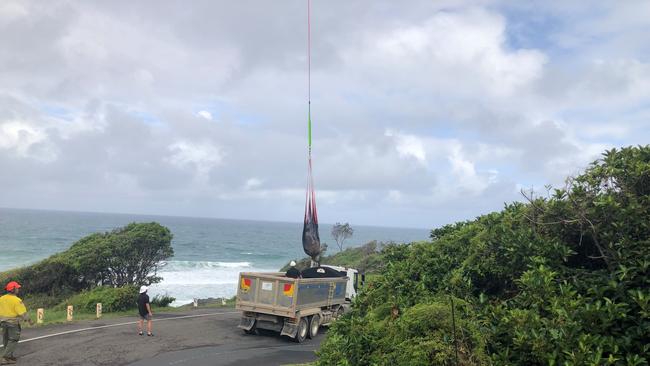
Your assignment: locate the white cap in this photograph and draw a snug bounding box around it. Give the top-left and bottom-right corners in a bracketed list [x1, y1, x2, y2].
[139, 285, 148, 294]
[290, 261, 297, 266]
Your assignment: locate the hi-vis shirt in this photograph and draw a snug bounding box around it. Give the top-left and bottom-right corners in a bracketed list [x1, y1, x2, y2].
[0, 294, 27, 322]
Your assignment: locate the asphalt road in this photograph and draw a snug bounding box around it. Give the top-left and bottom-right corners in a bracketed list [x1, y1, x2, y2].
[9, 308, 322, 366]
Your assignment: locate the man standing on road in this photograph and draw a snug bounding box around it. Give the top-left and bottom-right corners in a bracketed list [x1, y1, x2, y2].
[0, 281, 33, 365]
[137, 286, 154, 337]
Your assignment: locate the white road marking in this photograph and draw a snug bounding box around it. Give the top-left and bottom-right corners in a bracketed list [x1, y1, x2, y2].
[0, 311, 240, 346]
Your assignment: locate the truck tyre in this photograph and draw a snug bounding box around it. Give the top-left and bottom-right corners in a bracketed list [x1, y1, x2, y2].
[308, 314, 320, 339]
[293, 318, 308, 343]
[243, 319, 257, 335]
[336, 306, 345, 319]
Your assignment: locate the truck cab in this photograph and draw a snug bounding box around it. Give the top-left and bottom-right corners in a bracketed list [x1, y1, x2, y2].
[320, 265, 360, 300]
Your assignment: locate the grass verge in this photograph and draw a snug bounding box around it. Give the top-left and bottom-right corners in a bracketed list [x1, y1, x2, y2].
[23, 297, 236, 327]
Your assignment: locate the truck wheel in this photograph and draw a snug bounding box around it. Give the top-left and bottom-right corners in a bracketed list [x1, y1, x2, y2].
[243, 319, 257, 335]
[293, 318, 308, 343]
[336, 306, 345, 319]
[308, 314, 320, 339]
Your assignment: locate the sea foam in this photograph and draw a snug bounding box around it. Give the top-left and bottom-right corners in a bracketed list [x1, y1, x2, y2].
[149, 260, 273, 306]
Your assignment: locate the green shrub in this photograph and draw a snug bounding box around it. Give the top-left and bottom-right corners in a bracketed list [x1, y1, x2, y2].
[22, 291, 71, 309]
[56, 286, 139, 313]
[0, 222, 174, 301]
[151, 294, 176, 307]
[318, 298, 487, 365]
[281, 241, 388, 273]
[318, 145, 650, 366]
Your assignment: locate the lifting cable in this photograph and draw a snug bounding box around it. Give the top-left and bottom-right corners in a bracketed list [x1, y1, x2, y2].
[302, 0, 321, 262]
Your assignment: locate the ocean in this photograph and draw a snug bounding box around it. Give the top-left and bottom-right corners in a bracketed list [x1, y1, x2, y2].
[0, 208, 429, 306]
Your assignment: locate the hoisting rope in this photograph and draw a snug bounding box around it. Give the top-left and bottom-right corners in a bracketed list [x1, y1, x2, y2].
[308, 0, 312, 152]
[302, 0, 321, 262]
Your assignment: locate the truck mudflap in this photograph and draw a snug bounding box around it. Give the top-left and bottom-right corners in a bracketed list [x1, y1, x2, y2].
[280, 319, 298, 338]
[238, 316, 255, 331]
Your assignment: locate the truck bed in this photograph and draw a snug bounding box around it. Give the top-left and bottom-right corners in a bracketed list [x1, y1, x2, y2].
[236, 272, 348, 318]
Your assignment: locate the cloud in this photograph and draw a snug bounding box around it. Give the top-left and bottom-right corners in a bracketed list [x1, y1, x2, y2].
[448, 148, 491, 195]
[0, 1, 28, 20]
[167, 141, 222, 176]
[0, 121, 48, 158]
[353, 8, 546, 98]
[197, 110, 213, 120]
[0, 1, 647, 228]
[385, 129, 427, 164]
[244, 177, 262, 190]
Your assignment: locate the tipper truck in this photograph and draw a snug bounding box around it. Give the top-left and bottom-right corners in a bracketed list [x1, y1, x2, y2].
[236, 265, 361, 342]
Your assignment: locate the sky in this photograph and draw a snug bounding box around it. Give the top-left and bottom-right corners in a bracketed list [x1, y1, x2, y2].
[0, 0, 648, 229]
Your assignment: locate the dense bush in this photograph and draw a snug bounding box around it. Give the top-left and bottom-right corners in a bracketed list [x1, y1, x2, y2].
[56, 286, 140, 313]
[318, 146, 650, 365]
[54, 288, 175, 313]
[281, 241, 388, 273]
[151, 294, 176, 307]
[319, 297, 487, 365]
[0, 222, 174, 306]
[65, 222, 174, 287]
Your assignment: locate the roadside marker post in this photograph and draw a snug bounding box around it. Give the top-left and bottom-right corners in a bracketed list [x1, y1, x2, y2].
[96, 303, 102, 318]
[67, 305, 73, 321]
[37, 308, 44, 324]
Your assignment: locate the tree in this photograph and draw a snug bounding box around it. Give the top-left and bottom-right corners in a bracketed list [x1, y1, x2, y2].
[99, 222, 173, 287]
[331, 222, 354, 252]
[0, 222, 174, 298]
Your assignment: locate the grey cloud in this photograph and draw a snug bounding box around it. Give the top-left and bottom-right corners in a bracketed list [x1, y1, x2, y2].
[0, 1, 647, 228]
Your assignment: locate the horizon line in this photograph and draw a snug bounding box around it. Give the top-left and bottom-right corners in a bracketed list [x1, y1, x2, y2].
[0, 206, 431, 232]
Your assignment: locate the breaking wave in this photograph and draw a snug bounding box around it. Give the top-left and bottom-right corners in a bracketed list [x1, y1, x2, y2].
[149, 260, 273, 306]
